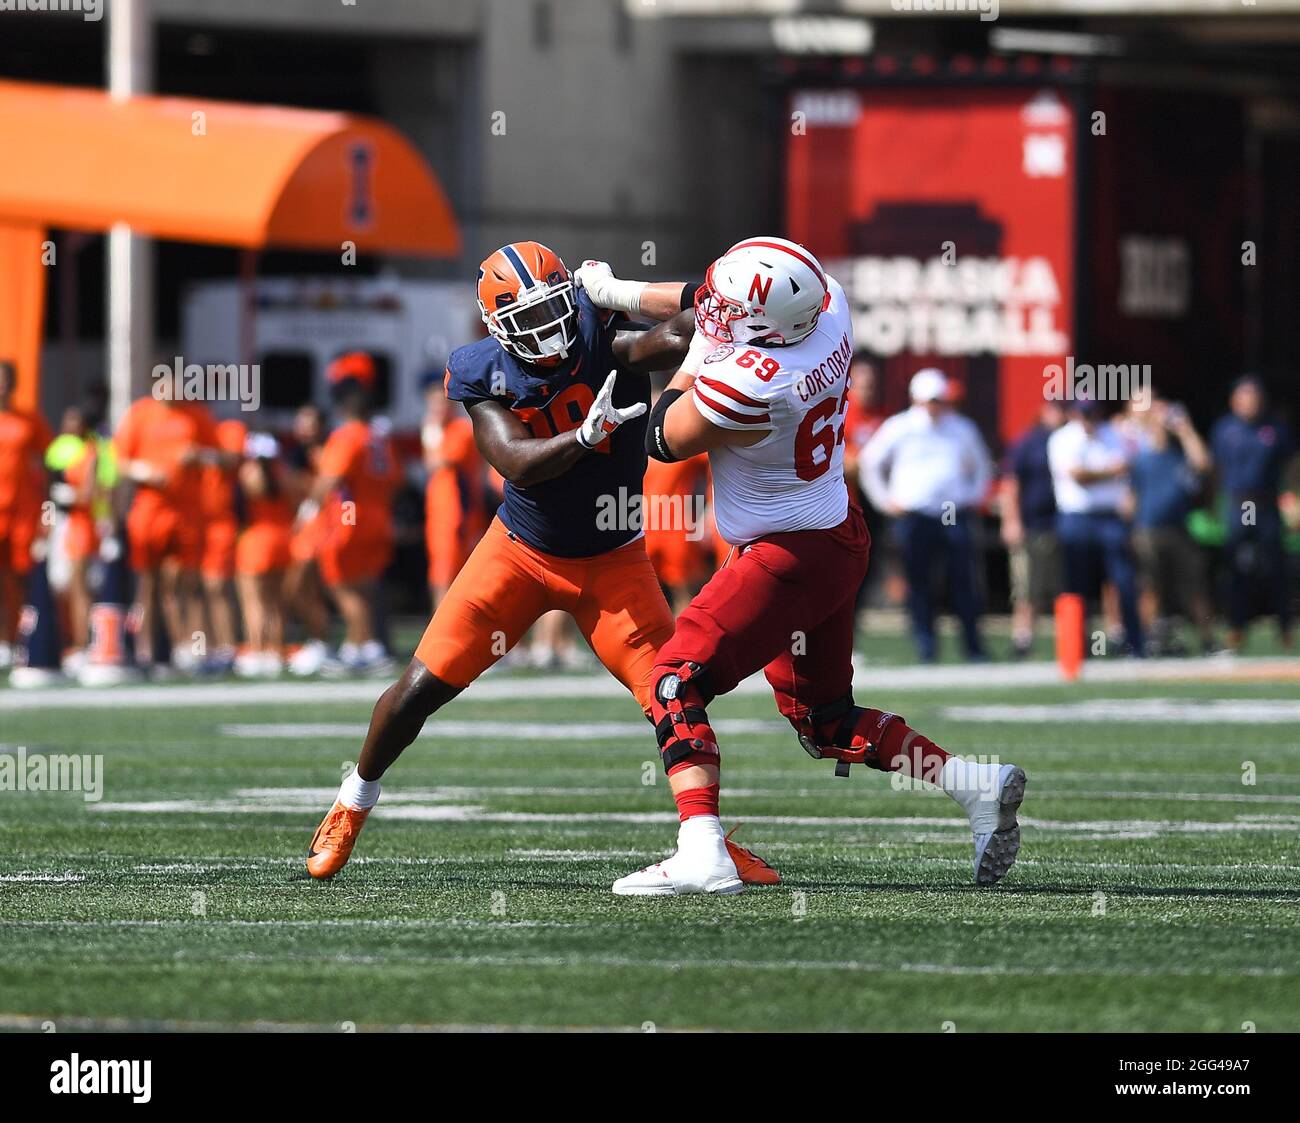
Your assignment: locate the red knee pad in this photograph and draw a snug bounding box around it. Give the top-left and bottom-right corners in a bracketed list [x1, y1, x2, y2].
[651, 662, 720, 773]
[795, 697, 903, 778]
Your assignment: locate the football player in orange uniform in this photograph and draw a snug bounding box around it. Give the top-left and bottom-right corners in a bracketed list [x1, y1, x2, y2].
[0, 360, 52, 664]
[643, 407, 711, 614]
[196, 417, 248, 672]
[304, 353, 401, 676]
[421, 375, 486, 608]
[114, 393, 229, 671]
[234, 433, 296, 677]
[283, 404, 333, 675]
[305, 243, 778, 887]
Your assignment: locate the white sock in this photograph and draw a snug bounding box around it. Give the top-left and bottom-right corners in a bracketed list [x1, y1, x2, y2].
[338, 768, 381, 810]
[678, 814, 725, 849]
[939, 757, 989, 803]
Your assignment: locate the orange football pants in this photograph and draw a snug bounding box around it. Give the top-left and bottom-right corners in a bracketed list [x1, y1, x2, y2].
[414, 517, 675, 710]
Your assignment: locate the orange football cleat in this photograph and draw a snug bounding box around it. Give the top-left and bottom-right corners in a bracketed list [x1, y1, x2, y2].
[306, 801, 371, 879]
[724, 825, 781, 886]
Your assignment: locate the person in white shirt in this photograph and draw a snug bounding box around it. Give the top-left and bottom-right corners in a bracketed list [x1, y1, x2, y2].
[862, 368, 993, 662]
[1047, 398, 1145, 656]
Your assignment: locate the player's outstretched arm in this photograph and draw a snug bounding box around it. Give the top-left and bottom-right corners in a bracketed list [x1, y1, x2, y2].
[466, 376, 644, 488]
[576, 260, 695, 322]
[467, 398, 589, 489]
[612, 308, 695, 374]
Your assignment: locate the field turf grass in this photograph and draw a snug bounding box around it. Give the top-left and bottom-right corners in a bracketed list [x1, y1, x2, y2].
[2, 642, 1299, 1032]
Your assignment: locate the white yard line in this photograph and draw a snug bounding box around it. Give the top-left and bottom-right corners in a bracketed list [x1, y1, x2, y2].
[87, 797, 1300, 837]
[0, 946, 1285, 978]
[3, 654, 1296, 711]
[946, 699, 1300, 724]
[0, 873, 86, 883]
[221, 719, 782, 741]
[0, 1012, 647, 1033]
[230, 783, 1300, 805]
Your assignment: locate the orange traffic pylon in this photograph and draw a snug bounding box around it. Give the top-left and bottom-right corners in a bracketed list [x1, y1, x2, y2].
[1054, 593, 1085, 681]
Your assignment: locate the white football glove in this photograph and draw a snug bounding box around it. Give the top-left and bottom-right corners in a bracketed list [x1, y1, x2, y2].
[578, 370, 646, 449]
[575, 259, 646, 316]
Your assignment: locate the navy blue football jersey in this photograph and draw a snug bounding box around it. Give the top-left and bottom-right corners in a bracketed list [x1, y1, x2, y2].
[444, 289, 649, 558]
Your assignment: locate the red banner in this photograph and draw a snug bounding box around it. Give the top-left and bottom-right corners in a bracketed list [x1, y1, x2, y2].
[787, 87, 1075, 449]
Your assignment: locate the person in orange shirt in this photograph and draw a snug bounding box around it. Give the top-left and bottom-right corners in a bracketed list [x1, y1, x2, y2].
[841, 355, 885, 501]
[44, 386, 117, 664]
[283, 404, 333, 676]
[196, 417, 247, 672]
[841, 355, 888, 623]
[0, 360, 53, 664]
[114, 392, 223, 671]
[303, 353, 401, 675]
[643, 448, 710, 614]
[234, 432, 296, 677]
[421, 376, 486, 608]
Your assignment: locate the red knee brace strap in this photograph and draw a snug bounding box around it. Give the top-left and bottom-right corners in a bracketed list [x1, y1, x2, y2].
[796, 697, 903, 778]
[652, 662, 720, 773]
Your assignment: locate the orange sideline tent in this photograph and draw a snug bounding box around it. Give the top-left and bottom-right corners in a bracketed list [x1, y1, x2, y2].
[0, 78, 461, 411]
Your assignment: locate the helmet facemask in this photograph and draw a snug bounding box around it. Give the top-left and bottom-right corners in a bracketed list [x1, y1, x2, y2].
[694, 267, 821, 348]
[482, 280, 578, 363]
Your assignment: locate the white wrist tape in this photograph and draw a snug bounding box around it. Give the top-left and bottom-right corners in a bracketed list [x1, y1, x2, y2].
[594, 277, 647, 317]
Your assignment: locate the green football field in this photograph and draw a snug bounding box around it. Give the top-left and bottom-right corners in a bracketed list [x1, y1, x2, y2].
[2, 640, 1299, 1033]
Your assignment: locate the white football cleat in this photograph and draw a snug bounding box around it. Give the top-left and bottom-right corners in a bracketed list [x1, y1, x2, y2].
[612, 816, 744, 896]
[940, 759, 1027, 887]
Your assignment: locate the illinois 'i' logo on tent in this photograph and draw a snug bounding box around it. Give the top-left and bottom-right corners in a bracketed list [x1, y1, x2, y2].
[348, 141, 376, 230]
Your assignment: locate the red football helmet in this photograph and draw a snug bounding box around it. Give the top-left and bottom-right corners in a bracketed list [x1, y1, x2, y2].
[477, 241, 577, 364]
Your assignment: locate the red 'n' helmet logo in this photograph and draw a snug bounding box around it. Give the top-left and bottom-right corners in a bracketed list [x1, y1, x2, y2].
[748, 273, 773, 304]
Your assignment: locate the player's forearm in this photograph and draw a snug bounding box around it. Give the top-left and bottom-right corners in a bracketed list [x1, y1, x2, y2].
[490, 431, 587, 489]
[637, 281, 694, 322]
[615, 309, 696, 373]
[577, 261, 694, 322]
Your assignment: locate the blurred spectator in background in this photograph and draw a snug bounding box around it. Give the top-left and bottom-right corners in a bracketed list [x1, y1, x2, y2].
[114, 384, 222, 672]
[841, 354, 887, 621]
[863, 367, 993, 663]
[643, 379, 710, 614]
[44, 383, 116, 668]
[309, 352, 401, 676]
[644, 453, 709, 615]
[1001, 399, 1066, 659]
[842, 355, 885, 499]
[1130, 398, 1217, 655]
[285, 403, 332, 675]
[1210, 375, 1295, 651]
[197, 417, 248, 673]
[233, 432, 295, 678]
[0, 360, 52, 668]
[1048, 398, 1144, 657]
[421, 374, 486, 609]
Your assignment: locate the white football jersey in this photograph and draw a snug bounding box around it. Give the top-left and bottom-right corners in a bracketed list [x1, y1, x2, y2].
[692, 276, 853, 544]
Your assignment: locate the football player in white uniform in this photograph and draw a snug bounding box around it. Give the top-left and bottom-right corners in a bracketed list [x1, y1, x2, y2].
[577, 238, 1026, 895]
